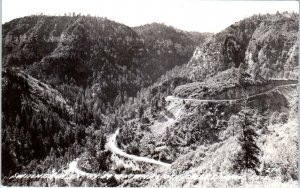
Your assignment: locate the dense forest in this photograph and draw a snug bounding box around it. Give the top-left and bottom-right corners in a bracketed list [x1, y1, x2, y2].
[2, 11, 299, 187]
[2, 14, 211, 178]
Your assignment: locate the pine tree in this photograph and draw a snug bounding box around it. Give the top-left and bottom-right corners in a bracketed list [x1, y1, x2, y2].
[235, 111, 260, 175]
[138, 105, 144, 118]
[100, 136, 106, 150]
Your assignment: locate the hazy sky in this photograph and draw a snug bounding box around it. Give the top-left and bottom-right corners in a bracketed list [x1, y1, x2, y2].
[3, 0, 299, 33]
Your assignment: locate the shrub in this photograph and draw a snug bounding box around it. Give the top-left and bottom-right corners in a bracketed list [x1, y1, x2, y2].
[270, 111, 280, 124]
[278, 112, 288, 124]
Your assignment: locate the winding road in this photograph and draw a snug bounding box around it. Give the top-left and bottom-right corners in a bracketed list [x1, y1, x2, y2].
[106, 129, 172, 167]
[8, 82, 297, 181]
[64, 159, 92, 176]
[167, 83, 297, 103]
[106, 83, 297, 168]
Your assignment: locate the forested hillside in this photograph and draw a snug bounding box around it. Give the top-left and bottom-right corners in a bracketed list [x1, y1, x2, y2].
[133, 23, 212, 79]
[114, 12, 299, 187]
[2, 69, 112, 177]
[2, 12, 298, 187]
[2, 15, 211, 179]
[3, 15, 211, 105]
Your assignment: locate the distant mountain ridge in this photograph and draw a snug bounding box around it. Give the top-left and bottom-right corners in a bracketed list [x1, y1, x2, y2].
[2, 12, 298, 187]
[3, 15, 211, 81]
[3, 15, 211, 104]
[133, 22, 212, 79]
[2, 15, 211, 178]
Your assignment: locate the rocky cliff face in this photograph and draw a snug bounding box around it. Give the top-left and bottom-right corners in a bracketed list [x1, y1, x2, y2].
[174, 70, 297, 101]
[2, 12, 298, 187]
[245, 13, 299, 79]
[188, 12, 298, 81]
[112, 13, 298, 187]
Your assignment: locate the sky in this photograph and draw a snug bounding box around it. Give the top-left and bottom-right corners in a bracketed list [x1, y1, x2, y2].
[2, 0, 299, 33]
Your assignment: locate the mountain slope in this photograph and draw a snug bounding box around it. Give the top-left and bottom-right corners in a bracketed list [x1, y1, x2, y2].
[112, 12, 298, 187]
[133, 23, 212, 79]
[2, 69, 75, 176]
[188, 12, 298, 81]
[2, 12, 298, 187]
[2, 15, 211, 179]
[3, 15, 210, 108]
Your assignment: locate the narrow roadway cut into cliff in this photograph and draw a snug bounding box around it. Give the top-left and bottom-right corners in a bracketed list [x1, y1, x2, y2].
[168, 83, 298, 103]
[8, 83, 296, 180]
[107, 83, 297, 168]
